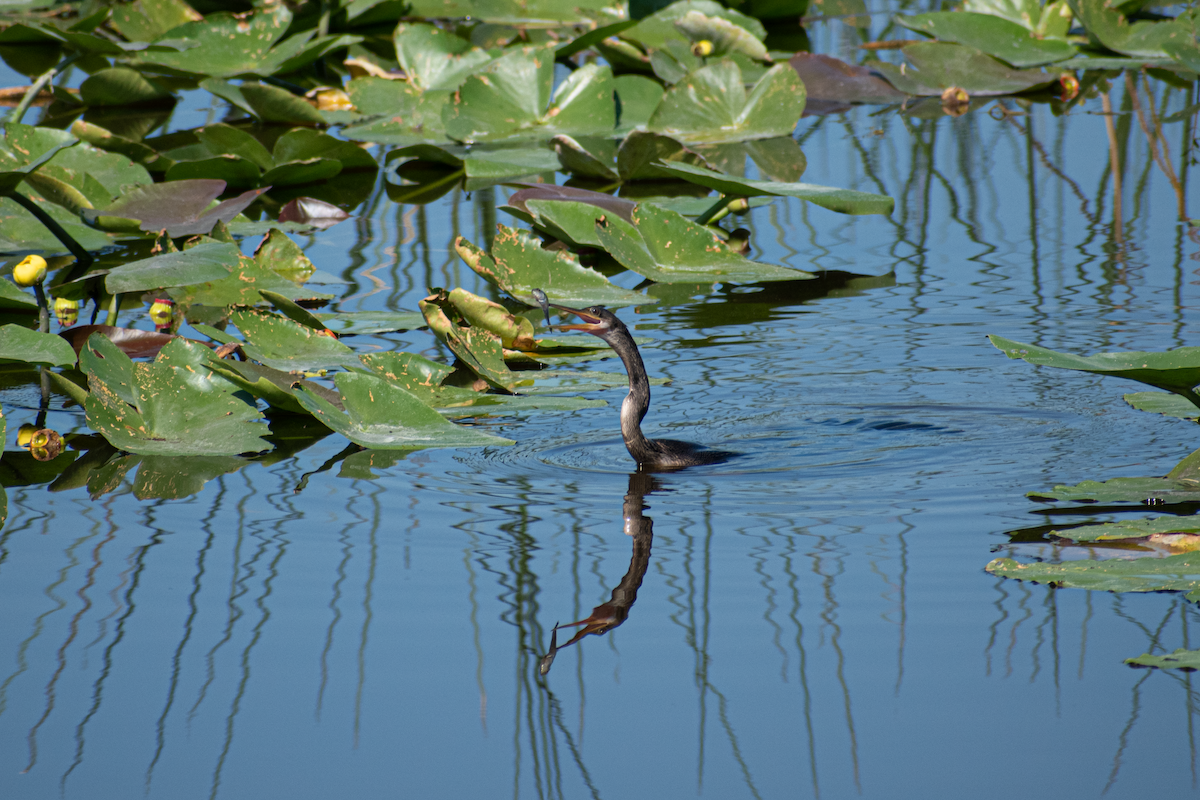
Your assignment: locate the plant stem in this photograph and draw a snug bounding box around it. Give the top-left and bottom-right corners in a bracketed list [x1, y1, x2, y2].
[9, 54, 78, 125]
[105, 292, 120, 327]
[695, 194, 732, 226]
[6, 192, 93, 269]
[33, 281, 48, 333]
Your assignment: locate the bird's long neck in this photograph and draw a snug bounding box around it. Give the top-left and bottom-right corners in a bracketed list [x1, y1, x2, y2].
[609, 331, 656, 461]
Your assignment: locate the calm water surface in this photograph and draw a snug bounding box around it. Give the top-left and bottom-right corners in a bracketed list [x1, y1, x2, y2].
[4, 22, 1200, 800]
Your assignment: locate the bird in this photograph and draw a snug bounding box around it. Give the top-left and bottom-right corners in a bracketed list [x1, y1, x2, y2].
[549, 302, 735, 470]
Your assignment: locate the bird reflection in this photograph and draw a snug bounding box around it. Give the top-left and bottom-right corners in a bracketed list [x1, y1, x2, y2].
[540, 473, 658, 676]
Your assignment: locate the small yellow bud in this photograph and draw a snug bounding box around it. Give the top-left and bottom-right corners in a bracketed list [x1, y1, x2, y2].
[54, 296, 78, 327]
[12, 254, 47, 287]
[16, 423, 37, 448]
[148, 298, 175, 326]
[692, 39, 714, 57]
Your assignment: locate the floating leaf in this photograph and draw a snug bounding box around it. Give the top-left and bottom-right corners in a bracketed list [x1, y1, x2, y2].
[278, 197, 349, 228]
[1124, 391, 1200, 420]
[648, 60, 804, 143]
[109, 0, 203, 43]
[443, 46, 616, 142]
[81, 334, 271, 456]
[230, 309, 358, 371]
[0, 277, 38, 310]
[989, 335, 1200, 406]
[594, 202, 812, 283]
[788, 53, 907, 106]
[1029, 477, 1200, 504]
[78, 66, 173, 106]
[624, 0, 766, 50]
[673, 10, 769, 61]
[394, 22, 492, 92]
[315, 310, 425, 335]
[985, 552, 1200, 602]
[0, 325, 77, 366]
[420, 291, 524, 390]
[898, 12, 1076, 68]
[62, 325, 182, 360]
[104, 241, 239, 293]
[1049, 515, 1200, 544]
[254, 229, 315, 284]
[207, 359, 341, 415]
[1126, 648, 1200, 670]
[385, 143, 560, 184]
[294, 371, 513, 449]
[1069, 0, 1184, 60]
[654, 160, 895, 215]
[871, 42, 1055, 96]
[457, 227, 649, 307]
[87, 180, 267, 237]
[617, 130, 712, 181]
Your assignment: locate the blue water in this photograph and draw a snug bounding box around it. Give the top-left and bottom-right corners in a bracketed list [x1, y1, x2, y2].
[3, 20, 1200, 800]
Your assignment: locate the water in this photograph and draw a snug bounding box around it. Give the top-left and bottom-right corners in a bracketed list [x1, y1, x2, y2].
[4, 29, 1200, 800]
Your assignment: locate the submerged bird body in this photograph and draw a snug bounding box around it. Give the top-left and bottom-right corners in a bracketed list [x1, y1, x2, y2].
[551, 304, 733, 470]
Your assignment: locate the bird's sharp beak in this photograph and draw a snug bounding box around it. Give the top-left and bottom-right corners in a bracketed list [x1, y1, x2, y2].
[549, 303, 604, 333]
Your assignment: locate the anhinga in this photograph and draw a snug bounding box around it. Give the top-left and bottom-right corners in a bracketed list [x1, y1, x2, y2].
[550, 303, 734, 470]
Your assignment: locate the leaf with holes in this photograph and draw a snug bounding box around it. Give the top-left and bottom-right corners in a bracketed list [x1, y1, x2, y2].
[986, 552, 1200, 602]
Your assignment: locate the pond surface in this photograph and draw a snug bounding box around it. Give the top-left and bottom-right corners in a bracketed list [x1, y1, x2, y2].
[4, 22, 1200, 800]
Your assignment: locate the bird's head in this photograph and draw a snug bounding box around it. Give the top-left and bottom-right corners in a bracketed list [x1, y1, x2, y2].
[549, 303, 626, 343]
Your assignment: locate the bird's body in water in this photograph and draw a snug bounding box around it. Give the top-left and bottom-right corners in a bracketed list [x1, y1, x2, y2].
[551, 303, 734, 471]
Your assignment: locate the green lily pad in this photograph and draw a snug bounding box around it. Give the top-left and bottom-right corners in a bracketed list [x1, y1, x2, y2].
[315, 311, 425, 335]
[443, 46, 616, 142]
[985, 551, 1200, 602]
[0, 325, 77, 366]
[386, 143, 560, 183]
[81, 334, 272, 456]
[654, 160, 895, 215]
[594, 202, 812, 283]
[0, 129, 77, 195]
[1126, 649, 1200, 670]
[1049, 515, 1200, 544]
[0, 277, 37, 310]
[443, 287, 537, 349]
[614, 74, 666, 134]
[207, 358, 342, 415]
[230, 309, 359, 371]
[624, 0, 765, 50]
[1028, 477, 1200, 504]
[456, 227, 649, 307]
[1068, 0, 1184, 60]
[109, 0, 202, 43]
[133, 6, 359, 79]
[1124, 391, 1200, 420]
[420, 292, 524, 391]
[254, 229, 315, 284]
[552, 134, 619, 180]
[647, 60, 804, 143]
[394, 22, 492, 92]
[294, 371, 513, 450]
[341, 80, 453, 145]
[897, 12, 1076, 68]
[78, 66, 173, 106]
[103, 241, 239, 294]
[166, 253, 333, 308]
[871, 42, 1055, 96]
[673, 9, 769, 61]
[0, 196, 117, 253]
[989, 335, 1200, 408]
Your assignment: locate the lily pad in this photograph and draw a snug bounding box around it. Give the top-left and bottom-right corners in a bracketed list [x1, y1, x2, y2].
[456, 226, 649, 307]
[673, 9, 769, 61]
[315, 311, 425, 335]
[594, 202, 813, 283]
[1124, 391, 1200, 420]
[654, 160, 895, 215]
[78, 66, 174, 106]
[1028, 477, 1200, 504]
[103, 241, 239, 294]
[0, 277, 38, 310]
[386, 143, 560, 182]
[443, 46, 616, 142]
[87, 180, 267, 237]
[230, 309, 359, 371]
[394, 22, 492, 92]
[0, 324, 77, 366]
[1068, 0, 1184, 60]
[897, 12, 1076, 68]
[989, 335, 1200, 408]
[985, 551, 1200, 602]
[871, 42, 1055, 96]
[207, 359, 342, 415]
[166, 254, 333, 308]
[420, 292, 524, 390]
[647, 60, 805, 143]
[81, 334, 272, 456]
[787, 53, 907, 105]
[294, 371, 513, 449]
[1126, 649, 1200, 670]
[1049, 515, 1200, 544]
